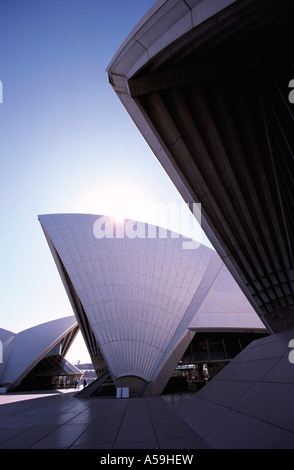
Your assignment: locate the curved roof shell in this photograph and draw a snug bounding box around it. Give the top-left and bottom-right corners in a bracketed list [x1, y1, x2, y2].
[39, 213, 265, 391]
[0, 328, 15, 344]
[1, 316, 78, 390]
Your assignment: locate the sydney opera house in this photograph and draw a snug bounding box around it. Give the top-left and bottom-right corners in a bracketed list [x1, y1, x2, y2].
[2, 0, 293, 449]
[33, 0, 294, 447]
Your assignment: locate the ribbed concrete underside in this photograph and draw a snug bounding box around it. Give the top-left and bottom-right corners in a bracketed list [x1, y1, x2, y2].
[108, 0, 294, 334]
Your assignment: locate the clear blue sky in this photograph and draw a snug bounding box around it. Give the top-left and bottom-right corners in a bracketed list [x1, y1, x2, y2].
[0, 0, 212, 363]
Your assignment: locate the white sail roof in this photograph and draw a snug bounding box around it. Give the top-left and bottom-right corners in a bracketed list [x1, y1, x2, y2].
[39, 213, 264, 386]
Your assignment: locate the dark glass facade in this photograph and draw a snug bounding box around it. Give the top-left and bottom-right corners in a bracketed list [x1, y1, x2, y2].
[15, 355, 83, 391]
[163, 331, 269, 394]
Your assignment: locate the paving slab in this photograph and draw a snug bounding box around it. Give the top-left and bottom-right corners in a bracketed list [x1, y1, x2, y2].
[0, 390, 209, 449]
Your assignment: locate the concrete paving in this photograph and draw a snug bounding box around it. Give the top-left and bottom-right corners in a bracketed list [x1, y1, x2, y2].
[0, 389, 209, 449]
